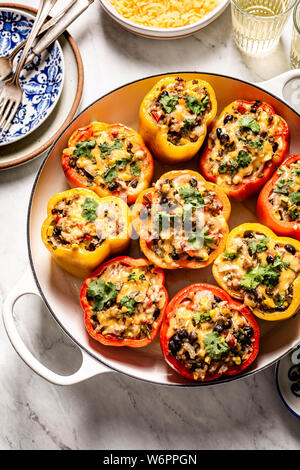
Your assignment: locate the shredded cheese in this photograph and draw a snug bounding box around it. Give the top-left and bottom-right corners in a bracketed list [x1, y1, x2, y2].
[109, 0, 219, 29]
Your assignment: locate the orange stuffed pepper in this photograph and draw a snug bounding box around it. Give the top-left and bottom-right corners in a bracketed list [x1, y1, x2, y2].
[139, 76, 217, 164]
[131, 170, 230, 269]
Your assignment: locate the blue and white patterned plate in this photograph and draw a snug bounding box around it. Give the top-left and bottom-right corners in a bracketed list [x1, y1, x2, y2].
[0, 8, 64, 146]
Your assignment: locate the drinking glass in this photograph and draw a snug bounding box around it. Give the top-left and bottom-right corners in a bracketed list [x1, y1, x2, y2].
[291, 0, 300, 67]
[231, 0, 297, 56]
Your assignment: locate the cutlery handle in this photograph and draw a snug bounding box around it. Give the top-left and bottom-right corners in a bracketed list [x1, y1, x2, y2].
[13, 0, 58, 80]
[27, 0, 94, 63]
[2, 268, 110, 385]
[8, 0, 77, 63]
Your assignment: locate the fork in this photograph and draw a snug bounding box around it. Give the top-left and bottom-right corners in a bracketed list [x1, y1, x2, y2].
[0, 0, 77, 81]
[0, 0, 58, 140]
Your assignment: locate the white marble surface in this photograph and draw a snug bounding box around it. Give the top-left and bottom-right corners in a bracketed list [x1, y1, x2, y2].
[0, 0, 299, 451]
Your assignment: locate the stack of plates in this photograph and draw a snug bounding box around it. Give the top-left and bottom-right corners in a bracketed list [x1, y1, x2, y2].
[0, 3, 84, 169]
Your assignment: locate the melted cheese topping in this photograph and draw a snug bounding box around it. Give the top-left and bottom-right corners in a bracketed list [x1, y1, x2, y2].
[87, 262, 166, 340]
[167, 289, 254, 381]
[65, 126, 149, 198]
[148, 77, 211, 145]
[140, 173, 227, 266]
[47, 193, 123, 251]
[110, 0, 219, 29]
[214, 231, 300, 314]
[269, 161, 300, 222]
[207, 101, 284, 186]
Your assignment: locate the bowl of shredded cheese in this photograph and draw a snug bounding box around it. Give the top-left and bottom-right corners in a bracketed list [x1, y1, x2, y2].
[99, 0, 229, 38]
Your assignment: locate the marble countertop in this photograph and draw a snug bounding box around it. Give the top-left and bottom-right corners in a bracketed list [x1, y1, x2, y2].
[0, 0, 299, 451]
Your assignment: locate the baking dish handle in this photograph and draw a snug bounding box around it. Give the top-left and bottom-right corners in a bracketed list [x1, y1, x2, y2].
[2, 267, 110, 385]
[258, 69, 300, 103]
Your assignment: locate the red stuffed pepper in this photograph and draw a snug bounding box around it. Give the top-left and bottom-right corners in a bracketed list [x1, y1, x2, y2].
[257, 154, 300, 240]
[160, 283, 259, 382]
[199, 100, 289, 201]
[62, 121, 154, 205]
[80, 256, 168, 347]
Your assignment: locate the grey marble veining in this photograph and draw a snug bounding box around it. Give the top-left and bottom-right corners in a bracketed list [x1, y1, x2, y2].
[0, 0, 299, 451]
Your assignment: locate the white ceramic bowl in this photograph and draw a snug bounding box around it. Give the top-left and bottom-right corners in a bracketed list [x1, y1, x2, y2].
[99, 0, 230, 39]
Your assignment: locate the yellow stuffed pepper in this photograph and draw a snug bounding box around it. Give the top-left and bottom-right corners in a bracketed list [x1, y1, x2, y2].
[139, 76, 217, 164]
[213, 223, 300, 321]
[41, 188, 130, 278]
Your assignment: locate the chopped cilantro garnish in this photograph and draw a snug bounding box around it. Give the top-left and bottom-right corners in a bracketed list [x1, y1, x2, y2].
[98, 139, 123, 158]
[273, 187, 289, 195]
[273, 255, 290, 271]
[139, 273, 145, 280]
[127, 272, 136, 281]
[292, 168, 300, 176]
[81, 197, 98, 222]
[73, 139, 96, 159]
[192, 311, 211, 325]
[179, 187, 204, 206]
[289, 191, 300, 204]
[241, 264, 280, 290]
[247, 237, 268, 255]
[274, 294, 285, 308]
[102, 165, 117, 183]
[182, 118, 195, 136]
[236, 151, 251, 168]
[218, 153, 250, 176]
[222, 250, 237, 261]
[188, 229, 215, 249]
[185, 95, 209, 115]
[116, 157, 132, 169]
[239, 116, 260, 134]
[88, 278, 118, 312]
[289, 209, 299, 220]
[120, 296, 137, 316]
[248, 137, 263, 149]
[157, 212, 175, 232]
[159, 93, 179, 113]
[218, 162, 228, 174]
[276, 178, 293, 189]
[203, 332, 229, 358]
[130, 161, 141, 177]
[277, 168, 284, 176]
[102, 156, 133, 183]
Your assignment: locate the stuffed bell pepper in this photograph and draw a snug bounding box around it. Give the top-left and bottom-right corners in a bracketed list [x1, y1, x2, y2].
[257, 154, 300, 240]
[62, 121, 154, 204]
[139, 76, 217, 164]
[80, 256, 169, 347]
[199, 100, 289, 200]
[160, 283, 259, 382]
[131, 170, 231, 269]
[213, 223, 300, 321]
[41, 188, 130, 278]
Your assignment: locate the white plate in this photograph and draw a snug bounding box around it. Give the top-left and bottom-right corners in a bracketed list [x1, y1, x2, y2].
[17, 71, 300, 387]
[0, 7, 64, 146]
[99, 0, 230, 39]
